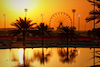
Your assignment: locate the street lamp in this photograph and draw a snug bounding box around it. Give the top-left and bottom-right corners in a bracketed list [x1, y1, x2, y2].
[72, 9, 76, 28]
[3, 14, 6, 31]
[41, 14, 44, 47]
[77, 14, 81, 33]
[41, 14, 44, 23]
[25, 9, 28, 18]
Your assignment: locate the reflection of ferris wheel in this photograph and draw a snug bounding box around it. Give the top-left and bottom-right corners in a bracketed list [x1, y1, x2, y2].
[49, 12, 72, 29]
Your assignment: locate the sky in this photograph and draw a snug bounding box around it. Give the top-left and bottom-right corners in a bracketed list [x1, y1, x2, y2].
[0, 0, 100, 31]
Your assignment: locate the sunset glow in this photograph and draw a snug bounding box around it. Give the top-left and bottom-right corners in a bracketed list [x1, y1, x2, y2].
[9, 0, 39, 11]
[0, 0, 100, 66]
[0, 0, 100, 30]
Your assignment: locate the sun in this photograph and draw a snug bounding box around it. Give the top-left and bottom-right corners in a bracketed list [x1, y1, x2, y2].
[9, 0, 39, 11]
[13, 0, 31, 9]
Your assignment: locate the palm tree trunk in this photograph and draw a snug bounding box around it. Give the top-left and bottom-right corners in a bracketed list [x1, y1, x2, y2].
[23, 31, 26, 67]
[42, 30, 44, 47]
[23, 31, 25, 46]
[10, 36, 13, 46]
[67, 36, 69, 60]
[67, 31, 69, 60]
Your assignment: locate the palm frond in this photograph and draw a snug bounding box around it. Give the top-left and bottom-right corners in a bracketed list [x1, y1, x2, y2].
[11, 17, 37, 29]
[96, 20, 100, 24]
[87, 0, 94, 3]
[86, 16, 97, 22]
[11, 22, 21, 29]
[89, 10, 100, 15]
[9, 30, 21, 37]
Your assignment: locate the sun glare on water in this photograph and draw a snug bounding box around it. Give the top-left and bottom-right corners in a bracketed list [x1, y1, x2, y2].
[19, 49, 24, 65]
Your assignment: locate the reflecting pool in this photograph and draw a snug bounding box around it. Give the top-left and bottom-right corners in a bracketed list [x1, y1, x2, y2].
[0, 47, 100, 67]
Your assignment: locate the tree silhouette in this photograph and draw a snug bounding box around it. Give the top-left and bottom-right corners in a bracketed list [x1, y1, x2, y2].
[9, 17, 36, 67]
[87, 28, 100, 37]
[86, 0, 100, 24]
[9, 17, 36, 46]
[58, 25, 76, 41]
[36, 23, 51, 46]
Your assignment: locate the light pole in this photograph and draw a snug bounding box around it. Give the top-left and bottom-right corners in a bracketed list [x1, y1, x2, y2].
[41, 14, 44, 23]
[25, 9, 28, 18]
[41, 14, 44, 47]
[72, 9, 76, 28]
[3, 14, 6, 31]
[77, 14, 81, 33]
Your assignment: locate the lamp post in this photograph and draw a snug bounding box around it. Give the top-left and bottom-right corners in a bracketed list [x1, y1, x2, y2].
[41, 14, 44, 47]
[77, 14, 81, 33]
[72, 9, 76, 28]
[41, 14, 44, 23]
[25, 9, 28, 18]
[3, 14, 6, 31]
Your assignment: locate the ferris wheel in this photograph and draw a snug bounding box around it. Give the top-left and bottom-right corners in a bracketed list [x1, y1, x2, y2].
[49, 12, 72, 30]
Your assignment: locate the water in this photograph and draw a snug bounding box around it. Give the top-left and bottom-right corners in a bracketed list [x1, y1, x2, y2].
[0, 47, 100, 67]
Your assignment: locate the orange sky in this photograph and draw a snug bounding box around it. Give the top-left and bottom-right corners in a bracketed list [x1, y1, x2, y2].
[0, 0, 100, 31]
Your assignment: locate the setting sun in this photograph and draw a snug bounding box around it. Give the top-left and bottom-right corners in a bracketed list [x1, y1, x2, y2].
[9, 0, 39, 11]
[0, 0, 100, 31]
[5, 0, 40, 15]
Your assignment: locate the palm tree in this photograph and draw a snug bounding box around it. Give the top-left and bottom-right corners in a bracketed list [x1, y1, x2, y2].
[9, 17, 36, 67]
[86, 0, 100, 24]
[36, 23, 51, 46]
[58, 23, 76, 41]
[9, 17, 36, 46]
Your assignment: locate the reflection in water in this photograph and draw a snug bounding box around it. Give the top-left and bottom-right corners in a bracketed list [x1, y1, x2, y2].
[57, 48, 78, 64]
[12, 48, 34, 67]
[34, 48, 51, 64]
[24, 49, 34, 67]
[19, 49, 24, 65]
[1, 48, 100, 67]
[89, 48, 100, 67]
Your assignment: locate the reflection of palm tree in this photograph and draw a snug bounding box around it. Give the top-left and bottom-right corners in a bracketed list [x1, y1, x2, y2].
[88, 48, 100, 67]
[34, 48, 51, 64]
[14, 59, 34, 67]
[57, 48, 78, 64]
[9, 17, 36, 46]
[12, 49, 35, 67]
